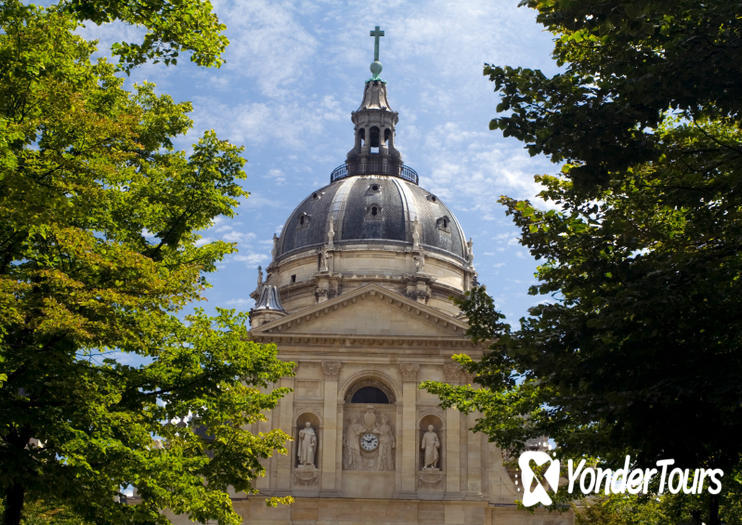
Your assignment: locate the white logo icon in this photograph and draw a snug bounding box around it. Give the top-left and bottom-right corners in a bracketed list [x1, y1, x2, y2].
[518, 451, 561, 507]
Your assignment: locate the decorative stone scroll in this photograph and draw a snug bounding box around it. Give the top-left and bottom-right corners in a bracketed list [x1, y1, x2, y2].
[417, 469, 444, 489]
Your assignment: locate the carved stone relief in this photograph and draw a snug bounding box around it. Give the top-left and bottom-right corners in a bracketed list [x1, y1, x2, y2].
[399, 363, 420, 382]
[321, 360, 342, 378]
[342, 407, 396, 471]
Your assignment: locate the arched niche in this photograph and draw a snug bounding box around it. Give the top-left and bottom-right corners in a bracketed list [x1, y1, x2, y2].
[341, 374, 399, 472]
[419, 414, 444, 471]
[369, 126, 380, 147]
[295, 412, 320, 469]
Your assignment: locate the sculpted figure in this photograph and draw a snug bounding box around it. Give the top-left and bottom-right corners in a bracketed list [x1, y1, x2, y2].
[257, 265, 263, 288]
[413, 253, 425, 273]
[412, 218, 421, 250]
[271, 233, 279, 259]
[376, 415, 395, 471]
[327, 219, 335, 249]
[421, 425, 440, 469]
[297, 422, 317, 467]
[344, 415, 364, 469]
[320, 246, 329, 272]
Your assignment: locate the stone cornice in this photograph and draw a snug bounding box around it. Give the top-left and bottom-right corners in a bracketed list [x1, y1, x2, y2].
[250, 332, 477, 349]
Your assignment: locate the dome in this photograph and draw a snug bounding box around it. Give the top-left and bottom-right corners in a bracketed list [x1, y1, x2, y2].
[276, 173, 468, 261]
[251, 66, 476, 319]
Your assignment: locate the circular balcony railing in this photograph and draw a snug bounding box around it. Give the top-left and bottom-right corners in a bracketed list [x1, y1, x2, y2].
[330, 159, 418, 185]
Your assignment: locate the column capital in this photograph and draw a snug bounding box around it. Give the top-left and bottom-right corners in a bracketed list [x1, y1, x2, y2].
[399, 363, 420, 382]
[321, 360, 342, 379]
[443, 361, 470, 384]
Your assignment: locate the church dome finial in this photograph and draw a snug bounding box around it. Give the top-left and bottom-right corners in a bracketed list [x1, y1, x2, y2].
[369, 25, 384, 81]
[344, 25, 406, 179]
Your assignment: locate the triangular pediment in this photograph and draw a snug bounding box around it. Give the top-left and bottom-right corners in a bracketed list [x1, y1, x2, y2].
[253, 284, 468, 338]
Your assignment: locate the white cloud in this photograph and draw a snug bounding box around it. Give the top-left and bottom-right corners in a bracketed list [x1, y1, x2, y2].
[231, 252, 270, 266]
[214, 0, 319, 98]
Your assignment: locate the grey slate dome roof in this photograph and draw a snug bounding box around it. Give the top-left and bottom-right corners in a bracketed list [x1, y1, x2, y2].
[276, 174, 468, 261]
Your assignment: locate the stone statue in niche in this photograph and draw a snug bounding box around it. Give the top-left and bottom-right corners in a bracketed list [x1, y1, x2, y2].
[421, 425, 440, 470]
[376, 415, 395, 471]
[297, 422, 317, 467]
[257, 265, 263, 289]
[343, 415, 364, 469]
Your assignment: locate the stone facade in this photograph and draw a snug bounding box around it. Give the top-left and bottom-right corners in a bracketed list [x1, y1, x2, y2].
[172, 40, 573, 524]
[228, 285, 571, 524]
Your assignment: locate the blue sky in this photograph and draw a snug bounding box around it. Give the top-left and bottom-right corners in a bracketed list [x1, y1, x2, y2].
[81, 0, 561, 324]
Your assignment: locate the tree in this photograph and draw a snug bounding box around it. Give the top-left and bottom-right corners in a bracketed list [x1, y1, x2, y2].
[424, 1, 742, 523]
[0, 2, 293, 524]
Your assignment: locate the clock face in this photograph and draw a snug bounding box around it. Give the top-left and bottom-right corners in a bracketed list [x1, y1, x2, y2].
[360, 432, 379, 451]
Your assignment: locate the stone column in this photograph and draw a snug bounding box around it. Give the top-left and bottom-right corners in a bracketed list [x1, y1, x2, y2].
[466, 412, 482, 495]
[320, 360, 341, 492]
[399, 363, 420, 494]
[444, 362, 462, 494]
[275, 375, 295, 489]
[445, 408, 461, 494]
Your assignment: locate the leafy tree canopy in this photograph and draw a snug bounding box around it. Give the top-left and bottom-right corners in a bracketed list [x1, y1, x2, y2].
[63, 0, 228, 70]
[425, 1, 741, 523]
[0, 2, 292, 524]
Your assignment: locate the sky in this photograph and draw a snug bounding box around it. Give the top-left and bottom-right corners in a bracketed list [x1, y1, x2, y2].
[80, 0, 562, 324]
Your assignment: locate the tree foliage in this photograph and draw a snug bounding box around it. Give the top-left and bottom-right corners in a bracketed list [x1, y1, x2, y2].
[425, 1, 741, 523]
[0, 2, 292, 524]
[63, 0, 228, 70]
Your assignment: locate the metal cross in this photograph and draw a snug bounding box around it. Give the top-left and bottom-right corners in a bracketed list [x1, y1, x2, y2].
[370, 25, 384, 61]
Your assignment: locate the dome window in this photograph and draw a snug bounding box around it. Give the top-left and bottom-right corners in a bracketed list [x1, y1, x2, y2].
[370, 183, 380, 192]
[366, 204, 383, 220]
[426, 194, 438, 202]
[298, 212, 311, 228]
[436, 216, 451, 232]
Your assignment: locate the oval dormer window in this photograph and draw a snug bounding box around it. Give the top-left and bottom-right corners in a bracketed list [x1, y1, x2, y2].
[366, 204, 382, 219]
